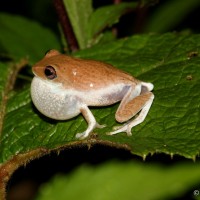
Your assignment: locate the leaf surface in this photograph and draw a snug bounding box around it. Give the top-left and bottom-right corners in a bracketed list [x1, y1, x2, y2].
[0, 13, 61, 63]
[1, 33, 200, 164]
[144, 0, 200, 32]
[86, 2, 137, 45]
[63, 0, 93, 49]
[36, 161, 200, 200]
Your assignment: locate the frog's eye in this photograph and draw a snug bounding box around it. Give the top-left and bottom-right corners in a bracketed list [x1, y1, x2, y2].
[44, 66, 57, 80]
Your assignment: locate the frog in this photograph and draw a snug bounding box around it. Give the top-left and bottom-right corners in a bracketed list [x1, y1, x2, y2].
[31, 50, 154, 139]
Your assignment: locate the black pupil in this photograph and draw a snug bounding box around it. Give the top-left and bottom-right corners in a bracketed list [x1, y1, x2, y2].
[44, 66, 57, 79]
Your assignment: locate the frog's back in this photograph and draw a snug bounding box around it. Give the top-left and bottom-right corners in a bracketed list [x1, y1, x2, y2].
[64, 56, 140, 90]
[32, 50, 140, 91]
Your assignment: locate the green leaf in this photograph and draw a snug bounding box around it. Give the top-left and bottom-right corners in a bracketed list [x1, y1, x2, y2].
[0, 62, 16, 128]
[86, 2, 137, 45]
[63, 0, 93, 49]
[0, 13, 61, 63]
[144, 0, 200, 32]
[1, 33, 200, 165]
[36, 161, 200, 200]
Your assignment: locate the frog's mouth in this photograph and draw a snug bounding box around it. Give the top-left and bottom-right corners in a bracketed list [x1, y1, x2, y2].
[32, 65, 40, 77]
[32, 70, 37, 77]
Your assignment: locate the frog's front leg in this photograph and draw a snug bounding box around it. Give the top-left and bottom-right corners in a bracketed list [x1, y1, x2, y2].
[108, 82, 154, 136]
[76, 105, 105, 139]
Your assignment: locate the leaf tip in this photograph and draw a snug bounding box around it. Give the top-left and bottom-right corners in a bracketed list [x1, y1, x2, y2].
[142, 154, 147, 161]
[192, 155, 196, 162]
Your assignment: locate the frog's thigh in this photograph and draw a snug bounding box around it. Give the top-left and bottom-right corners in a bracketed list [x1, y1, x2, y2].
[126, 92, 154, 132]
[115, 92, 154, 123]
[109, 92, 154, 136]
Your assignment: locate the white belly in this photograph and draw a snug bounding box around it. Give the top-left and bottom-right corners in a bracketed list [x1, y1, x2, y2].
[31, 77, 81, 120]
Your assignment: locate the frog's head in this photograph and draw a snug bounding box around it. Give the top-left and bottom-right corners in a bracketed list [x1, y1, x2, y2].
[32, 49, 62, 81]
[32, 49, 79, 88]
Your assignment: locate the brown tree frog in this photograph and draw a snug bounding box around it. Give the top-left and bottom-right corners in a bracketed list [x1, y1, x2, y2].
[31, 50, 154, 139]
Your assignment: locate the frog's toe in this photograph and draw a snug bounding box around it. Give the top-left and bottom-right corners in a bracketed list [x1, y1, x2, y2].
[126, 126, 132, 136]
[75, 132, 88, 140]
[107, 124, 127, 135]
[75, 122, 105, 140]
[96, 123, 106, 129]
[107, 124, 132, 136]
[112, 125, 123, 131]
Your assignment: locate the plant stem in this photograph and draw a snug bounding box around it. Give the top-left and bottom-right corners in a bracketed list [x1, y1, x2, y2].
[53, 0, 79, 52]
[113, 0, 122, 4]
[134, 2, 148, 33]
[112, 0, 122, 36]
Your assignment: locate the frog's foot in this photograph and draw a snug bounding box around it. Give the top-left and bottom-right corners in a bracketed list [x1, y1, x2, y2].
[96, 123, 106, 129]
[76, 122, 106, 140]
[77, 106, 106, 140]
[75, 131, 88, 140]
[107, 124, 132, 136]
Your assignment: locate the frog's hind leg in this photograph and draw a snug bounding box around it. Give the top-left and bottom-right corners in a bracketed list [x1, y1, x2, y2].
[108, 83, 154, 136]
